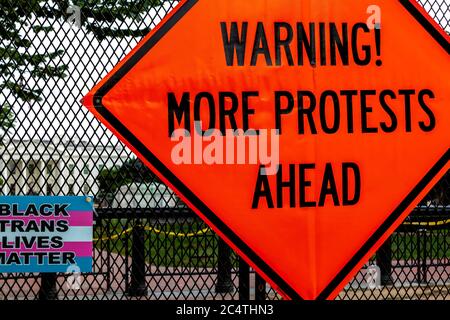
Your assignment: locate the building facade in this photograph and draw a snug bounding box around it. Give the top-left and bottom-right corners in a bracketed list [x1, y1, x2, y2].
[0, 138, 128, 198]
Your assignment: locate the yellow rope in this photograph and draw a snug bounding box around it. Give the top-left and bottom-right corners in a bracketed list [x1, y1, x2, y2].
[93, 225, 211, 241]
[93, 227, 133, 241]
[93, 218, 449, 241]
[402, 219, 450, 227]
[142, 225, 211, 237]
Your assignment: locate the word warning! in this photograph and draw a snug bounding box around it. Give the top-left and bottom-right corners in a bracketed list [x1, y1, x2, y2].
[83, 0, 449, 300]
[0, 196, 93, 273]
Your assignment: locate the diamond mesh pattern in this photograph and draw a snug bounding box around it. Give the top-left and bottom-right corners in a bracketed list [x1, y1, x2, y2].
[0, 0, 448, 300]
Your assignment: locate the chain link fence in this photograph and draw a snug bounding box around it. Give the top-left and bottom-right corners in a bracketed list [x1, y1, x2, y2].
[0, 0, 449, 300]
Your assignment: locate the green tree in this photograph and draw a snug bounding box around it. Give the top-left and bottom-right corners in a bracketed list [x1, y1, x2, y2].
[97, 157, 160, 194]
[0, 104, 14, 185]
[0, 0, 161, 102]
[0, 103, 15, 139]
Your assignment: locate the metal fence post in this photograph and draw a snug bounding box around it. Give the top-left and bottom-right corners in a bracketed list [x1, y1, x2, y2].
[238, 256, 250, 300]
[38, 273, 58, 300]
[215, 238, 234, 294]
[104, 218, 112, 291]
[376, 236, 393, 285]
[417, 229, 428, 284]
[421, 230, 428, 284]
[255, 272, 266, 301]
[126, 223, 147, 296]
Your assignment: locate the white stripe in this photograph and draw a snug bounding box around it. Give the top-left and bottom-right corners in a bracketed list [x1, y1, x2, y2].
[0, 226, 92, 242]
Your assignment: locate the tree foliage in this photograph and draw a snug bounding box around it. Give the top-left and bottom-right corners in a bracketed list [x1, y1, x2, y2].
[0, 104, 15, 136]
[97, 157, 160, 193]
[0, 0, 162, 102]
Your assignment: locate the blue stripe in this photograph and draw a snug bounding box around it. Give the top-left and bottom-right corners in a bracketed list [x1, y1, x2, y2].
[0, 196, 94, 212]
[0, 256, 92, 273]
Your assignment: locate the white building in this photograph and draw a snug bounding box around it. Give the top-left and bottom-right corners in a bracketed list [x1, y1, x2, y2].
[0, 138, 128, 197]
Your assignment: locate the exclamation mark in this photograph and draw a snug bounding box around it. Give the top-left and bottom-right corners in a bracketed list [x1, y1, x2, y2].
[375, 24, 382, 66]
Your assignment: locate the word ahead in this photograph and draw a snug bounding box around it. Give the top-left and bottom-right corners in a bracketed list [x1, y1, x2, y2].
[252, 162, 361, 209]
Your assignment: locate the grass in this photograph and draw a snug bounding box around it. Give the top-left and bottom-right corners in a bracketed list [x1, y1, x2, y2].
[391, 231, 450, 261]
[94, 219, 221, 268]
[94, 220, 450, 268]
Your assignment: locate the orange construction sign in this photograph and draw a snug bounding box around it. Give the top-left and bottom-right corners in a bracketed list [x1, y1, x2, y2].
[82, 0, 450, 300]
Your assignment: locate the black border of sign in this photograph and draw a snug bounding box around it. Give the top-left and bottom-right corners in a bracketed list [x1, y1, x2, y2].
[90, 0, 449, 300]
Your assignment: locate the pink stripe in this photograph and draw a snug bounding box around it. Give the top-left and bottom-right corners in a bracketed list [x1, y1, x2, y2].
[0, 242, 92, 256]
[0, 211, 92, 226]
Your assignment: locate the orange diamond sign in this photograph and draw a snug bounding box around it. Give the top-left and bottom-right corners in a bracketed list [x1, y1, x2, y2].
[83, 0, 450, 299]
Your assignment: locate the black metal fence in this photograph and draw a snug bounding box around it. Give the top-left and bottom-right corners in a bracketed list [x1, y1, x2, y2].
[0, 0, 449, 300]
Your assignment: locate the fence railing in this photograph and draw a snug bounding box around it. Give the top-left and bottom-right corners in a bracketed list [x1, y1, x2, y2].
[1, 201, 449, 300]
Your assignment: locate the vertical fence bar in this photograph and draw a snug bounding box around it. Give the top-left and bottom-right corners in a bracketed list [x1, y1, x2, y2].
[215, 238, 234, 294]
[376, 235, 393, 285]
[255, 272, 266, 301]
[417, 229, 422, 283]
[238, 256, 250, 300]
[420, 229, 428, 283]
[127, 222, 147, 296]
[105, 217, 112, 292]
[38, 273, 58, 300]
[124, 219, 130, 293]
